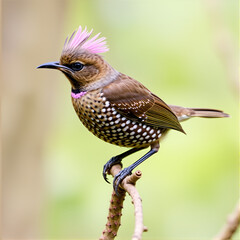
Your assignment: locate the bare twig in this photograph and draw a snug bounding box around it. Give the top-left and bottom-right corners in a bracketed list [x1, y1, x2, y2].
[214, 200, 240, 240]
[99, 191, 125, 239]
[100, 165, 240, 240]
[99, 164, 146, 240]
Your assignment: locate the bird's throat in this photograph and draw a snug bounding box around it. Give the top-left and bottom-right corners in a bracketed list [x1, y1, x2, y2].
[71, 88, 87, 99]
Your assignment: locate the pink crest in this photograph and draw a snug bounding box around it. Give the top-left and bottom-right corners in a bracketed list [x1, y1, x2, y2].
[64, 26, 109, 54]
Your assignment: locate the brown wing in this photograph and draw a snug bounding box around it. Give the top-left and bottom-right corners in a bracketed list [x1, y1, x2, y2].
[102, 74, 184, 133]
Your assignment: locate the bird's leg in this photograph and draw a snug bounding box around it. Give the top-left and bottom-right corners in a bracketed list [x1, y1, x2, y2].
[103, 147, 146, 183]
[113, 143, 160, 195]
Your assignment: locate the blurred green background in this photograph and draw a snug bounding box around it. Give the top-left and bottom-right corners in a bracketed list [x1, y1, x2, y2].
[2, 0, 239, 239]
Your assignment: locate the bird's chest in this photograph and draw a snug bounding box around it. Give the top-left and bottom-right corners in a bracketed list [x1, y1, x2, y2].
[72, 90, 162, 147]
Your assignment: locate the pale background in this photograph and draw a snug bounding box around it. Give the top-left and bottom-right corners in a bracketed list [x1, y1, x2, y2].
[2, 0, 239, 239]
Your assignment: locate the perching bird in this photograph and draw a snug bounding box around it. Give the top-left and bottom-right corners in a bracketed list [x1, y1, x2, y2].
[38, 26, 229, 194]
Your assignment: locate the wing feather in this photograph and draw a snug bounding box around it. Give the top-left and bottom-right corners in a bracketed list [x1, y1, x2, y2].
[102, 74, 184, 133]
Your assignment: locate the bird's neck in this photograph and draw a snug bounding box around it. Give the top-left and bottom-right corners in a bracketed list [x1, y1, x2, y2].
[85, 68, 119, 91]
[72, 67, 119, 95]
[71, 88, 87, 99]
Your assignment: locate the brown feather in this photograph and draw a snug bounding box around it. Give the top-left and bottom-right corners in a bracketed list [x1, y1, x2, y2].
[102, 74, 184, 133]
[188, 108, 229, 118]
[169, 105, 229, 121]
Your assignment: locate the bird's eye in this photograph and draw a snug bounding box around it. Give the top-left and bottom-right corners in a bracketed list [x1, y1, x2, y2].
[70, 62, 84, 71]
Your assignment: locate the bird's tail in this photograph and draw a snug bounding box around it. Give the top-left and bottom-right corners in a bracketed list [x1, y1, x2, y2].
[189, 108, 229, 118]
[169, 105, 229, 122]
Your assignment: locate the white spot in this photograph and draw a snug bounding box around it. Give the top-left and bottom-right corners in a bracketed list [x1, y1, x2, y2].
[105, 123, 109, 126]
[148, 139, 152, 142]
[140, 137, 144, 140]
[105, 101, 110, 107]
[97, 115, 102, 118]
[115, 119, 120, 124]
[152, 133, 156, 138]
[137, 129, 142, 133]
[136, 135, 140, 138]
[117, 128, 121, 132]
[145, 135, 150, 139]
[126, 120, 131, 125]
[143, 132, 147, 136]
[107, 108, 111, 111]
[157, 130, 161, 134]
[101, 108, 106, 113]
[108, 117, 113, 121]
[146, 127, 150, 131]
[91, 109, 95, 113]
[116, 114, 121, 118]
[112, 111, 117, 115]
[110, 121, 114, 125]
[130, 132, 135, 135]
[143, 125, 146, 128]
[121, 123, 126, 127]
[123, 126, 129, 131]
[142, 140, 147, 143]
[130, 125, 137, 131]
[158, 134, 161, 138]
[150, 129, 154, 134]
[122, 117, 126, 121]
[102, 97, 106, 101]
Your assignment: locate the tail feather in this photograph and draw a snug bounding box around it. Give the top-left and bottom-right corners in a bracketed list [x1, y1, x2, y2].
[190, 108, 229, 118]
[169, 105, 229, 122]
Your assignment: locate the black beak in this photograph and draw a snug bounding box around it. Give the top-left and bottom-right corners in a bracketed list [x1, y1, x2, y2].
[37, 61, 70, 71]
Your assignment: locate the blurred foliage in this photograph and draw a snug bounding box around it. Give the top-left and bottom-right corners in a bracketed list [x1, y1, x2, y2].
[40, 0, 238, 239]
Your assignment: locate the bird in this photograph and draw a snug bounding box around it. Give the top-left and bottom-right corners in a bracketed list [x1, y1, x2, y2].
[37, 26, 229, 195]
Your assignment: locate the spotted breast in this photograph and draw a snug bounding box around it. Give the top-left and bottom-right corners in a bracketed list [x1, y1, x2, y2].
[71, 88, 164, 148]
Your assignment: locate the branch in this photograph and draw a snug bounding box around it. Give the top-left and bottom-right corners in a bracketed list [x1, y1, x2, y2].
[99, 164, 147, 240]
[214, 200, 240, 240]
[99, 167, 240, 240]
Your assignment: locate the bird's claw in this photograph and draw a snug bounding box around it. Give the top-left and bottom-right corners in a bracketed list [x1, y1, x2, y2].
[103, 163, 111, 184]
[102, 157, 123, 184]
[113, 167, 132, 196]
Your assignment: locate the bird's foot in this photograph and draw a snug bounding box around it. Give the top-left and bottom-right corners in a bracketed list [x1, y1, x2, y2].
[103, 156, 123, 183]
[113, 167, 132, 195]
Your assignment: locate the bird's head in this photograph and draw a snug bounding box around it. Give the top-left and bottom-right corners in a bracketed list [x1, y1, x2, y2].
[38, 26, 117, 91]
